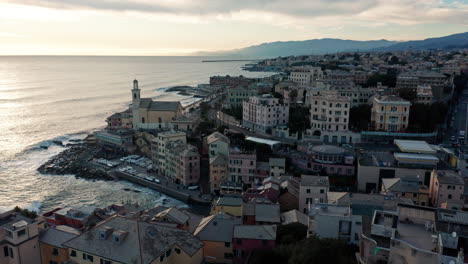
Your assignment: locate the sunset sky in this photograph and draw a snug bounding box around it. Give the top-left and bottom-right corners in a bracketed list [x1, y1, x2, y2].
[0, 0, 467, 55]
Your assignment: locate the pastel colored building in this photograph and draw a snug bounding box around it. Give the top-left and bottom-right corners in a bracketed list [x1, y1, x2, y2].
[211, 196, 243, 217]
[309, 90, 350, 133]
[150, 130, 186, 175]
[242, 94, 289, 133]
[232, 225, 277, 264]
[39, 226, 79, 264]
[288, 66, 323, 87]
[381, 176, 430, 206]
[194, 213, 241, 263]
[207, 132, 230, 159]
[43, 207, 96, 229]
[269, 158, 285, 178]
[228, 149, 257, 188]
[242, 201, 281, 225]
[210, 154, 229, 192]
[131, 80, 184, 130]
[0, 210, 41, 264]
[371, 95, 410, 132]
[299, 175, 330, 214]
[63, 215, 204, 264]
[429, 170, 465, 210]
[165, 140, 200, 186]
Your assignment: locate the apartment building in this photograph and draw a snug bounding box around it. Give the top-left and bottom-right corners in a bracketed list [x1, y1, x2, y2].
[396, 71, 453, 100]
[165, 140, 200, 186]
[381, 176, 430, 206]
[210, 154, 229, 192]
[39, 226, 79, 264]
[228, 149, 257, 188]
[150, 131, 186, 175]
[415, 84, 434, 104]
[299, 175, 330, 214]
[429, 170, 465, 210]
[288, 66, 323, 87]
[371, 95, 410, 132]
[242, 94, 289, 133]
[0, 210, 41, 264]
[310, 90, 350, 133]
[207, 132, 230, 159]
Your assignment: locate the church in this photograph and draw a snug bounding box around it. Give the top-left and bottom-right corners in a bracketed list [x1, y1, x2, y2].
[131, 79, 183, 130]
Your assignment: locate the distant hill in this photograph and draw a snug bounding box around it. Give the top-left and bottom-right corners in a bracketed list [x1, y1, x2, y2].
[376, 32, 468, 51]
[196, 32, 468, 59]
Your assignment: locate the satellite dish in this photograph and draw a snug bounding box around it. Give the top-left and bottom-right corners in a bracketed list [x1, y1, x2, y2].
[452, 232, 457, 238]
[448, 260, 455, 264]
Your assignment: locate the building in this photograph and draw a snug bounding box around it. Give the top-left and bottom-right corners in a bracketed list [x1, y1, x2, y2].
[207, 132, 230, 159]
[278, 177, 300, 212]
[194, 213, 242, 263]
[309, 90, 350, 133]
[151, 207, 191, 231]
[43, 207, 96, 229]
[242, 200, 281, 225]
[227, 86, 258, 108]
[210, 154, 229, 192]
[150, 130, 187, 175]
[429, 170, 465, 210]
[165, 140, 200, 186]
[288, 66, 323, 87]
[308, 204, 362, 245]
[95, 129, 134, 152]
[0, 210, 41, 264]
[232, 225, 277, 264]
[211, 196, 243, 217]
[64, 215, 204, 264]
[381, 176, 430, 206]
[299, 175, 330, 214]
[396, 71, 453, 100]
[269, 158, 285, 178]
[294, 144, 355, 176]
[415, 84, 434, 105]
[210, 75, 256, 89]
[280, 209, 308, 226]
[242, 94, 289, 133]
[228, 149, 257, 188]
[39, 226, 79, 264]
[131, 80, 184, 130]
[371, 95, 410, 132]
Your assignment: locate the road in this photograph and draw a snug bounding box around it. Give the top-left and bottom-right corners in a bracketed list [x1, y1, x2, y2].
[443, 85, 468, 151]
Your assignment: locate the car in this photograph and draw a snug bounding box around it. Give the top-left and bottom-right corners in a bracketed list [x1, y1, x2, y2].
[154, 179, 161, 184]
[188, 185, 199, 190]
[451, 136, 456, 142]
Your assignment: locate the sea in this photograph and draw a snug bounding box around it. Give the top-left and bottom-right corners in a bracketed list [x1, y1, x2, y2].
[0, 56, 274, 214]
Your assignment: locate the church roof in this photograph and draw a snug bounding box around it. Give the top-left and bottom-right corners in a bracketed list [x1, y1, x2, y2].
[140, 99, 181, 111]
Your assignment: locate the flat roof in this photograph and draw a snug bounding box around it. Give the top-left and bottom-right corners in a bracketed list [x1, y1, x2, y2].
[394, 140, 436, 154]
[394, 152, 439, 164]
[245, 136, 281, 146]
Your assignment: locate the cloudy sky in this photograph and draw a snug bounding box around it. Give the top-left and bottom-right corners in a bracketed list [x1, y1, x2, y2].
[0, 0, 467, 55]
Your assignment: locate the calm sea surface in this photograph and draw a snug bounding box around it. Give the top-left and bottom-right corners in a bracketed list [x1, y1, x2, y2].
[0, 56, 273, 213]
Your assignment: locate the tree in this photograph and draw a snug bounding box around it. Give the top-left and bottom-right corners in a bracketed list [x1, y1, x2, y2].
[398, 88, 417, 102]
[407, 102, 448, 132]
[288, 106, 311, 133]
[289, 89, 298, 104]
[349, 105, 372, 131]
[364, 73, 396, 88]
[277, 223, 308, 245]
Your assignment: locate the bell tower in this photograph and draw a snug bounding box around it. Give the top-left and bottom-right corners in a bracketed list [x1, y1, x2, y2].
[131, 79, 141, 129]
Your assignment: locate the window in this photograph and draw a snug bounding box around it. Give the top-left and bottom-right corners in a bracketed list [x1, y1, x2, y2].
[225, 242, 231, 247]
[320, 189, 324, 194]
[71, 250, 77, 257]
[224, 253, 233, 259]
[262, 240, 268, 247]
[306, 189, 310, 193]
[3, 246, 8, 257]
[166, 249, 172, 257]
[17, 229, 26, 237]
[52, 248, 59, 256]
[100, 260, 112, 264]
[50, 262, 58, 264]
[448, 194, 452, 199]
[175, 248, 181, 254]
[160, 255, 165, 262]
[237, 239, 242, 245]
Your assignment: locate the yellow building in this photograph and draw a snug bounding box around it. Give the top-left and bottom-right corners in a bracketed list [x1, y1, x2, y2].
[131, 80, 184, 130]
[211, 196, 243, 217]
[39, 226, 79, 264]
[63, 215, 204, 264]
[371, 95, 410, 132]
[209, 154, 229, 192]
[194, 213, 241, 263]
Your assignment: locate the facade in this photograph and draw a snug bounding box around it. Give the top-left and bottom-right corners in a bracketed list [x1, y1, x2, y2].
[371, 95, 410, 132]
[63, 215, 204, 264]
[242, 94, 289, 133]
[227, 86, 257, 108]
[396, 71, 453, 100]
[207, 132, 230, 159]
[309, 90, 350, 133]
[150, 130, 186, 175]
[308, 204, 362, 245]
[429, 170, 465, 210]
[268, 158, 285, 178]
[165, 140, 200, 186]
[228, 149, 257, 188]
[131, 80, 184, 130]
[210, 154, 229, 192]
[210, 75, 255, 89]
[288, 66, 323, 88]
[0, 211, 41, 264]
[299, 175, 330, 214]
[194, 213, 241, 264]
[232, 225, 277, 264]
[39, 227, 79, 264]
[294, 144, 355, 177]
[415, 84, 434, 105]
[95, 129, 134, 152]
[43, 207, 96, 229]
[211, 196, 243, 217]
[242, 201, 281, 225]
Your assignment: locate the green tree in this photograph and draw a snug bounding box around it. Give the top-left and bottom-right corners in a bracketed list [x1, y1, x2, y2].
[398, 88, 417, 102]
[349, 104, 372, 131]
[288, 106, 311, 133]
[277, 223, 308, 245]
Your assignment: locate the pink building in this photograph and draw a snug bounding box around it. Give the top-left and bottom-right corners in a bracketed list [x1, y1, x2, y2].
[242, 94, 289, 133]
[177, 144, 200, 186]
[232, 225, 277, 264]
[429, 170, 465, 210]
[229, 149, 257, 189]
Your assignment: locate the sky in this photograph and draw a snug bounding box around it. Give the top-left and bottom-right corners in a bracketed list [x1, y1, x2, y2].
[0, 0, 467, 55]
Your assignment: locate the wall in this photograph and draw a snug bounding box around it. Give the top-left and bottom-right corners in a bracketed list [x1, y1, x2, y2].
[202, 240, 233, 264]
[40, 243, 69, 264]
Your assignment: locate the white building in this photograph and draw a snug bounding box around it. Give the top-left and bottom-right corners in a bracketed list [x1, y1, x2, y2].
[299, 175, 329, 214]
[242, 94, 289, 133]
[310, 90, 350, 134]
[289, 66, 323, 88]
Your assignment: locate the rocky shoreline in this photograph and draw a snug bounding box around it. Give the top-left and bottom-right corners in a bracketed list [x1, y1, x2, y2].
[37, 141, 114, 181]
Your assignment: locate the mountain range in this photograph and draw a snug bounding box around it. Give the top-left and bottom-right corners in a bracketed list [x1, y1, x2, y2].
[196, 32, 468, 58]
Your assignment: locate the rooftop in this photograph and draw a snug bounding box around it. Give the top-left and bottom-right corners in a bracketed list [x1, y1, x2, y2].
[300, 175, 329, 187]
[233, 225, 276, 240]
[434, 170, 464, 185]
[140, 99, 182, 112]
[39, 227, 78, 248]
[269, 158, 285, 167]
[216, 196, 243, 207]
[207, 132, 229, 145]
[194, 213, 241, 243]
[310, 145, 346, 155]
[154, 207, 189, 225]
[394, 140, 436, 154]
[280, 210, 308, 226]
